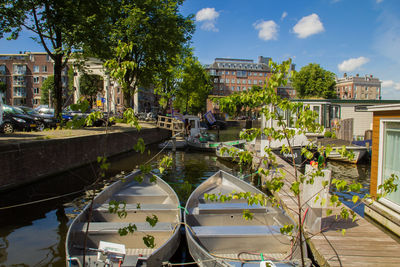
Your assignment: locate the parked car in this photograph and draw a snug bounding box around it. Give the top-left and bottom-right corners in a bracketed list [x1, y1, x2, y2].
[1, 105, 37, 133]
[14, 106, 60, 130]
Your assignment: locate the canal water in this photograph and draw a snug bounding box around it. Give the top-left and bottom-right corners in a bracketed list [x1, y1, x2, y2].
[0, 128, 370, 266]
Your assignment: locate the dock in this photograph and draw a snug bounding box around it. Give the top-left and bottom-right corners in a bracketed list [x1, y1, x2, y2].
[250, 140, 400, 267]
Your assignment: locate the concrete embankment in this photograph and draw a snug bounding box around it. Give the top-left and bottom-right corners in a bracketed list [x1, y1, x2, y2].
[0, 123, 170, 191]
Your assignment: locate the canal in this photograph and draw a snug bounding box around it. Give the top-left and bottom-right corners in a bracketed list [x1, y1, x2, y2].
[0, 128, 370, 266]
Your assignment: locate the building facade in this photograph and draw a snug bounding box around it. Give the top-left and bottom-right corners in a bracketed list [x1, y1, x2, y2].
[0, 52, 70, 108]
[335, 73, 381, 100]
[205, 56, 273, 96]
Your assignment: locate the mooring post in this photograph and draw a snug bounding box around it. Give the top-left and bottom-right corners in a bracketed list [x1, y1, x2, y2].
[172, 136, 176, 152]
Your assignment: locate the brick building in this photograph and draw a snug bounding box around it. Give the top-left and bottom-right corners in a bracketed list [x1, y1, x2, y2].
[335, 73, 381, 100]
[0, 52, 69, 108]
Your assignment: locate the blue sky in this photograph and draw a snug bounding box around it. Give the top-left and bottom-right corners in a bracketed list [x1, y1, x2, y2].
[179, 0, 400, 99]
[1, 0, 399, 99]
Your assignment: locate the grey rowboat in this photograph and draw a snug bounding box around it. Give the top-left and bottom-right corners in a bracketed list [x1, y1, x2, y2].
[184, 170, 308, 267]
[66, 171, 181, 267]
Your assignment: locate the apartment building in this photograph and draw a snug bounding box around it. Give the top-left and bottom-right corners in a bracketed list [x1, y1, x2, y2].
[335, 73, 381, 100]
[0, 52, 69, 108]
[205, 56, 274, 96]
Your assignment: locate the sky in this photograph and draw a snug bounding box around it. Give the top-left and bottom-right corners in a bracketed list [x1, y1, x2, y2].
[1, 0, 399, 99]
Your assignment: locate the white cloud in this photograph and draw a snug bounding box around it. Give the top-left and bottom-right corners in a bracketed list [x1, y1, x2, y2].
[338, 57, 370, 72]
[293, 13, 324, 38]
[382, 80, 400, 90]
[281, 11, 288, 20]
[196, 8, 219, 32]
[253, 20, 278, 41]
[376, 0, 384, 3]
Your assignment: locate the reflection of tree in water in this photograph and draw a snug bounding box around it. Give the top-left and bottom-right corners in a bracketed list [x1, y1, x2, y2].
[32, 205, 69, 266]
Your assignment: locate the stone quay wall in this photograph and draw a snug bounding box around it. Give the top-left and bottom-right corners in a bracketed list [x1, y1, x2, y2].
[0, 128, 170, 191]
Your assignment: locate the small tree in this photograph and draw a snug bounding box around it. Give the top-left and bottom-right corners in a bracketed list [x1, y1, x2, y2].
[41, 75, 55, 106]
[212, 59, 398, 266]
[292, 63, 337, 99]
[79, 73, 104, 107]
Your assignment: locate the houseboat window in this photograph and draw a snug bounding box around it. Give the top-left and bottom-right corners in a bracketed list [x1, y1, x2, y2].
[313, 106, 320, 124]
[355, 105, 372, 112]
[381, 121, 400, 208]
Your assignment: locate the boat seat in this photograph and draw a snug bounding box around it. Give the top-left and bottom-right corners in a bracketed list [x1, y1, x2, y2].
[191, 225, 282, 238]
[95, 203, 178, 212]
[197, 202, 269, 214]
[73, 222, 175, 233]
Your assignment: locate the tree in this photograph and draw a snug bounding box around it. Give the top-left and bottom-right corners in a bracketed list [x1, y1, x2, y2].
[173, 55, 212, 114]
[79, 73, 103, 107]
[213, 59, 398, 266]
[0, 0, 113, 117]
[292, 63, 337, 99]
[104, 0, 194, 109]
[41, 75, 55, 106]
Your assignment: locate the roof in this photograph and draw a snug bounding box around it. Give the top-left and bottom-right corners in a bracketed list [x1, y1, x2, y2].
[366, 104, 400, 112]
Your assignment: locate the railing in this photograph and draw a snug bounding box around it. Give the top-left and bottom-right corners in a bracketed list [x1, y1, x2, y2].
[157, 115, 184, 136]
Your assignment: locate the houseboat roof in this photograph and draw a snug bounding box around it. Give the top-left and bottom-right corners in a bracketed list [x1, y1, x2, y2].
[290, 99, 400, 105]
[366, 104, 400, 112]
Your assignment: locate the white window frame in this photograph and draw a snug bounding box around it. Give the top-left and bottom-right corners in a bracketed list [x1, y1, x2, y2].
[377, 118, 400, 213]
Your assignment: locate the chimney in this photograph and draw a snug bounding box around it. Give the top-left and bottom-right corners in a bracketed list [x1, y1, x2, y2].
[344, 73, 347, 77]
[356, 74, 359, 77]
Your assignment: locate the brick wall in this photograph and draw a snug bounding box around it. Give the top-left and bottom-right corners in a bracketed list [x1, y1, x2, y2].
[0, 128, 170, 191]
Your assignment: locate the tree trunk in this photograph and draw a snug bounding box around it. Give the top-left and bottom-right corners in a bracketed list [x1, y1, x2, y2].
[53, 53, 63, 118]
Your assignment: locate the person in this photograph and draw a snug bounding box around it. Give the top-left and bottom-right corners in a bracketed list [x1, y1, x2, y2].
[184, 119, 191, 137]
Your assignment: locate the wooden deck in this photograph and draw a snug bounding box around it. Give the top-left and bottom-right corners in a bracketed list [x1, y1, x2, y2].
[250, 140, 400, 267]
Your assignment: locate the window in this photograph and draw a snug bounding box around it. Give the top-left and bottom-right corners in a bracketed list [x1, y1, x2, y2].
[209, 69, 216, 75]
[33, 76, 40, 84]
[42, 76, 47, 82]
[220, 78, 225, 83]
[42, 65, 48, 72]
[13, 76, 25, 85]
[248, 80, 251, 84]
[237, 79, 240, 84]
[117, 87, 120, 93]
[253, 80, 257, 85]
[13, 87, 26, 97]
[231, 79, 235, 84]
[232, 72, 235, 75]
[214, 78, 218, 83]
[13, 64, 26, 74]
[33, 65, 40, 73]
[226, 71, 230, 75]
[33, 98, 40, 105]
[34, 88, 40, 95]
[237, 86, 240, 91]
[231, 86, 234, 91]
[365, 86, 368, 91]
[259, 73, 262, 76]
[378, 120, 400, 211]
[117, 98, 120, 104]
[226, 79, 230, 83]
[0, 65, 6, 75]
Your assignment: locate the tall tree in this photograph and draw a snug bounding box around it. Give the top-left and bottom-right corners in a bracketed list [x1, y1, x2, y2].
[174, 56, 212, 114]
[292, 63, 337, 99]
[0, 0, 113, 117]
[79, 73, 104, 107]
[104, 0, 194, 109]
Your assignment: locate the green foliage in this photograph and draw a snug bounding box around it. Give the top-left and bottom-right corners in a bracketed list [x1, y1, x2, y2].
[85, 111, 103, 127]
[123, 108, 141, 130]
[159, 155, 173, 174]
[143, 235, 155, 248]
[41, 75, 55, 105]
[79, 73, 104, 106]
[146, 215, 158, 227]
[291, 63, 337, 99]
[0, 80, 6, 93]
[173, 55, 213, 114]
[104, 0, 195, 108]
[108, 200, 127, 219]
[134, 138, 146, 154]
[97, 156, 110, 178]
[118, 223, 137, 236]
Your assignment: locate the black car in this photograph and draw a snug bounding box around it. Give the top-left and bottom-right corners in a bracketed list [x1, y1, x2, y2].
[15, 106, 60, 130]
[1, 105, 37, 133]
